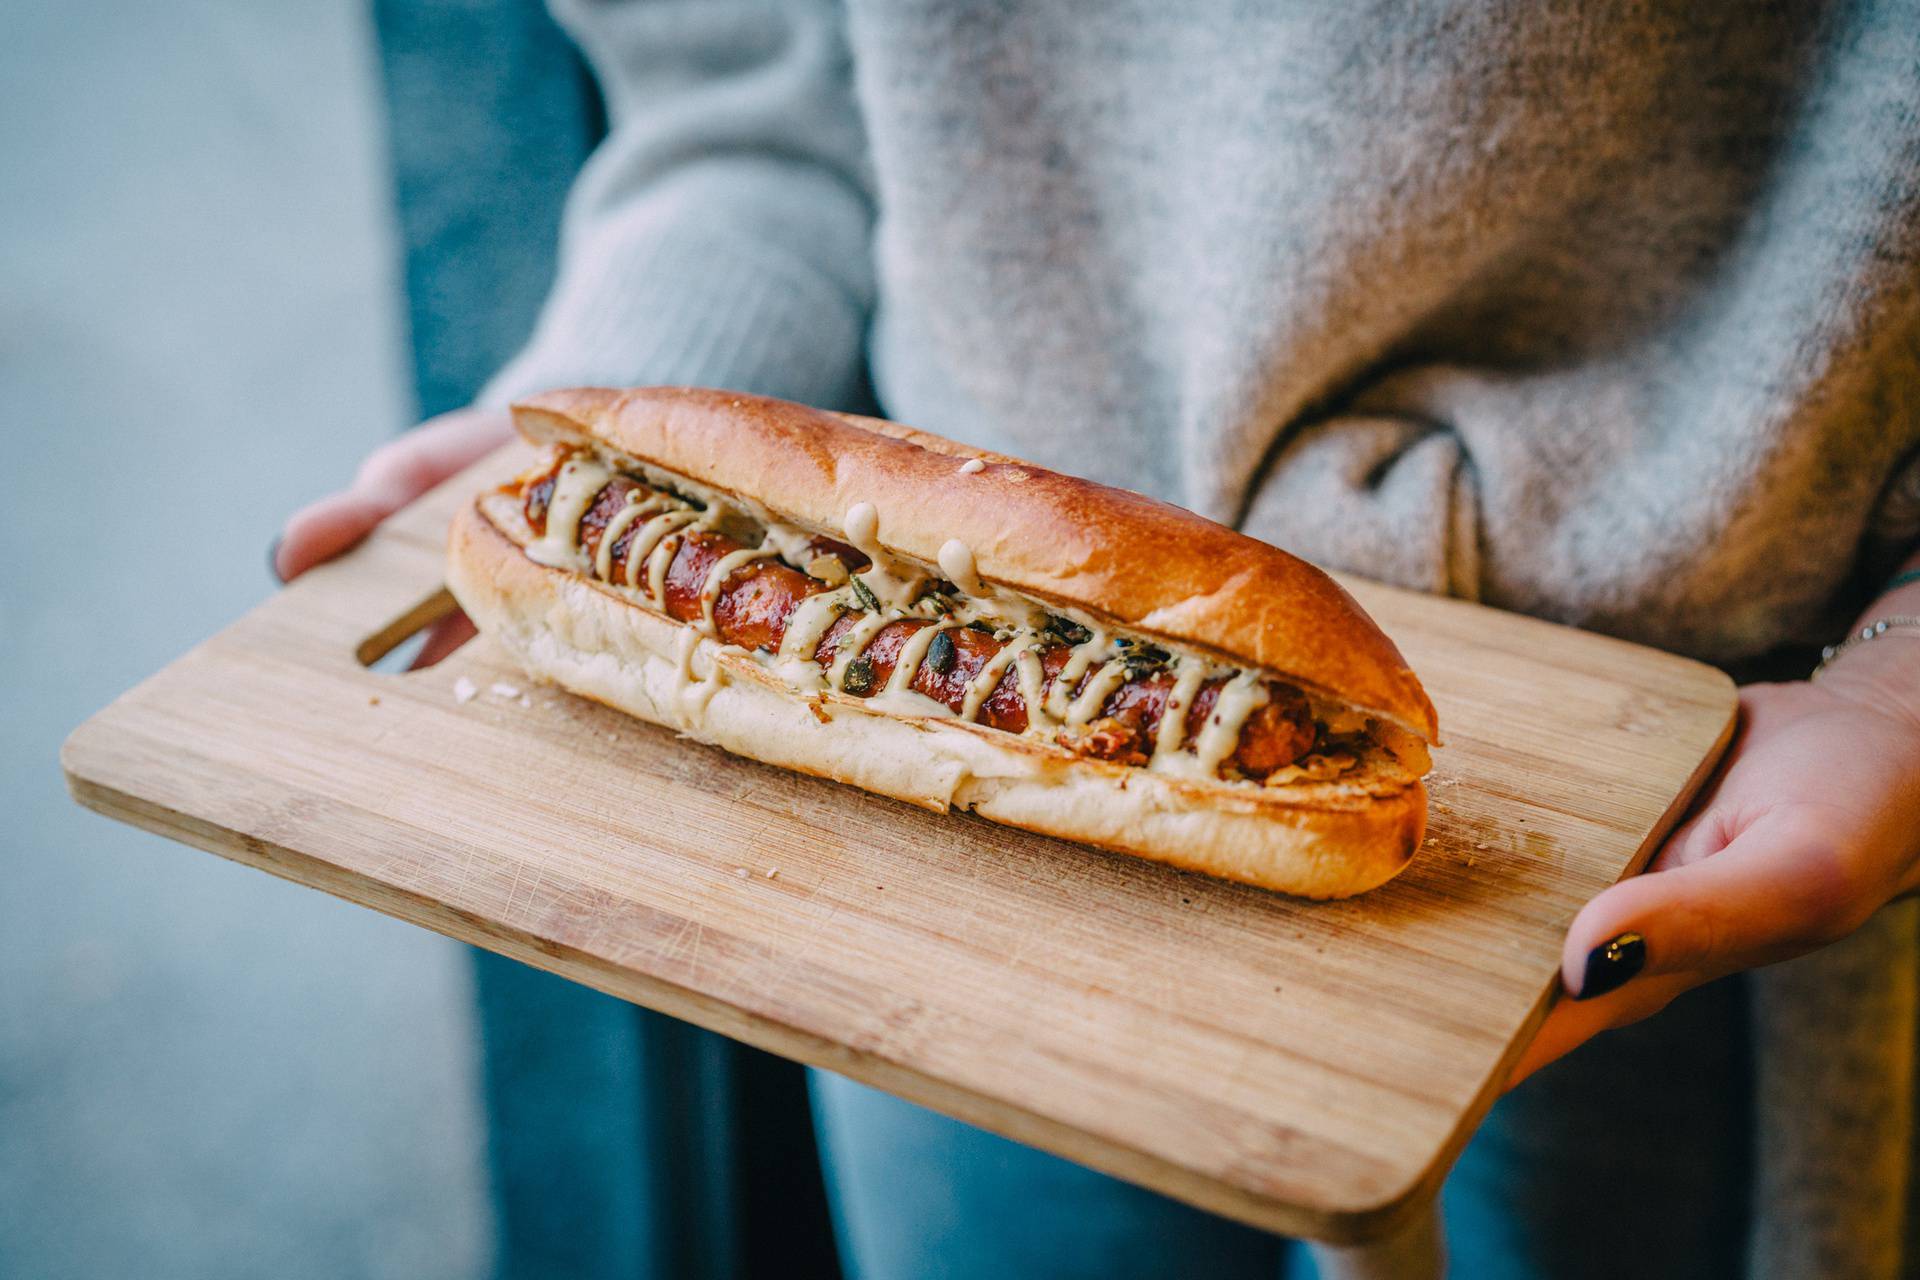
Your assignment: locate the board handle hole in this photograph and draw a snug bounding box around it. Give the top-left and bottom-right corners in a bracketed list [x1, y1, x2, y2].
[356, 587, 474, 673]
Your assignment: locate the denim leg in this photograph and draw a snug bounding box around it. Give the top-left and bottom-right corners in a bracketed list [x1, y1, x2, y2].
[1441, 974, 1752, 1280]
[470, 951, 654, 1279]
[809, 1071, 1289, 1280]
[473, 954, 843, 1280]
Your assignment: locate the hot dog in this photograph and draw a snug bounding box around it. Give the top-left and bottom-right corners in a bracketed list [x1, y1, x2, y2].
[447, 387, 1438, 898]
[522, 453, 1318, 779]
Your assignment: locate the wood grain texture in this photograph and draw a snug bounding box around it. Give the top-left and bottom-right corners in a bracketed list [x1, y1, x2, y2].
[62, 445, 1735, 1243]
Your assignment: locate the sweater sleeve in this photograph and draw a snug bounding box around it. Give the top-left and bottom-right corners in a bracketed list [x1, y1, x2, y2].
[479, 0, 874, 410]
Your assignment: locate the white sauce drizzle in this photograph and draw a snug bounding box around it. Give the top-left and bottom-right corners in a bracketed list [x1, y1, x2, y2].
[937, 539, 1047, 631]
[1043, 629, 1109, 722]
[699, 546, 776, 635]
[937, 539, 986, 598]
[525, 456, 612, 570]
[808, 555, 851, 586]
[671, 627, 728, 715]
[777, 588, 851, 691]
[621, 509, 701, 590]
[1151, 663, 1209, 762]
[825, 613, 891, 690]
[835, 618, 963, 720]
[672, 626, 698, 690]
[594, 493, 675, 581]
[842, 501, 880, 552]
[760, 520, 818, 570]
[842, 502, 926, 610]
[647, 531, 689, 608]
[699, 497, 743, 531]
[885, 621, 957, 696]
[1064, 659, 1131, 727]
[1014, 645, 1053, 731]
[960, 634, 1034, 722]
[1152, 668, 1270, 780]
[1193, 670, 1270, 776]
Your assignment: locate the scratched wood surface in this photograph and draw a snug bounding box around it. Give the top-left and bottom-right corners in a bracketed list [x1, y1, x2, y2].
[61, 445, 1735, 1242]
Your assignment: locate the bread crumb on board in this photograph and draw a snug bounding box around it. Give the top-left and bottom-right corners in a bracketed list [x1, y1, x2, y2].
[489, 682, 522, 699]
[453, 676, 478, 704]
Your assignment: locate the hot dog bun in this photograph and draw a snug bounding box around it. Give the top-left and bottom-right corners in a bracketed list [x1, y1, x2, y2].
[514, 386, 1438, 743]
[447, 387, 1437, 898]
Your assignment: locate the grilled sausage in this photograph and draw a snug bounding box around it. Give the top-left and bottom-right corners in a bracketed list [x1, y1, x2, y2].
[523, 461, 1317, 778]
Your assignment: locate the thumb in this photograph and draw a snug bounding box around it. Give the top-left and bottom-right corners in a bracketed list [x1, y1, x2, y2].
[277, 490, 403, 580]
[1560, 805, 1872, 1000]
[1509, 969, 1699, 1087]
[276, 406, 511, 580]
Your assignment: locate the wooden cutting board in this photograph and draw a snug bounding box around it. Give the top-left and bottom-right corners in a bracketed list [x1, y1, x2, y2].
[62, 445, 1735, 1243]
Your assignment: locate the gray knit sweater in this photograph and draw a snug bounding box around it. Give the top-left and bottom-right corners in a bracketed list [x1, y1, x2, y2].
[485, 2, 1920, 1273]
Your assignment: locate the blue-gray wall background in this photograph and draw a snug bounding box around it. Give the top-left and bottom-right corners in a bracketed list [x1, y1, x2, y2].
[1, 4, 493, 1276]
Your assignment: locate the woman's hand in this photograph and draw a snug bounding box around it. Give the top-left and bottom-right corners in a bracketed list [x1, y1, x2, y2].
[271, 405, 512, 581]
[1511, 658, 1920, 1086]
[271, 405, 511, 665]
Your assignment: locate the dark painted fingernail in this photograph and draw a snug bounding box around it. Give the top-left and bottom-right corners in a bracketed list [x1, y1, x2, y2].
[1576, 932, 1645, 1000]
[268, 535, 285, 584]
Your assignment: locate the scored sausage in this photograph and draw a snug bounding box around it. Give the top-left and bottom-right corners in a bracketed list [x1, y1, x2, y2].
[522, 463, 1317, 778]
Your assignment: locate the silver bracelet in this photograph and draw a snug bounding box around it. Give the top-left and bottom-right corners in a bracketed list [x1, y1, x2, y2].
[1813, 616, 1920, 679]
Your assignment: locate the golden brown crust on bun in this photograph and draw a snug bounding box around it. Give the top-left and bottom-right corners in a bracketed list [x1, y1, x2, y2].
[512, 386, 1439, 744]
